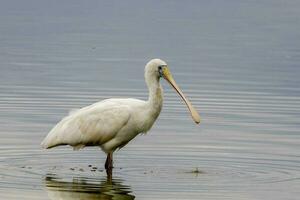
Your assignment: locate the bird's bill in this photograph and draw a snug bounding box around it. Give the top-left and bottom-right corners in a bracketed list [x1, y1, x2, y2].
[162, 67, 200, 124]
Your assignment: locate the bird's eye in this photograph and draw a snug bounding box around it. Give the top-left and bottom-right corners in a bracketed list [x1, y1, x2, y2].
[158, 66, 163, 77]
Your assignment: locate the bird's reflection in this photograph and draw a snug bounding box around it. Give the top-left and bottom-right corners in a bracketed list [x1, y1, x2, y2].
[44, 174, 135, 200]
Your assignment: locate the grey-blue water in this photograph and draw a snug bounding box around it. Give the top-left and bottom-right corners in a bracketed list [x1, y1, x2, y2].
[1, 1, 300, 199]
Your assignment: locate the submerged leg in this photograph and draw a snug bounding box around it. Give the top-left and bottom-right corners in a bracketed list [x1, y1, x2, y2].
[105, 152, 113, 170]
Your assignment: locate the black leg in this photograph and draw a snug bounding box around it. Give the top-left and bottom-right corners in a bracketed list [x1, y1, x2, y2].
[105, 152, 113, 170]
[105, 152, 113, 179]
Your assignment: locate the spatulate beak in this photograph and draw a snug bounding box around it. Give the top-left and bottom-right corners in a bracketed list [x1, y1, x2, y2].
[162, 66, 200, 124]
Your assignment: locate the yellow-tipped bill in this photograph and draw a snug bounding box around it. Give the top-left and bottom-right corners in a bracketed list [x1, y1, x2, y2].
[161, 66, 200, 124]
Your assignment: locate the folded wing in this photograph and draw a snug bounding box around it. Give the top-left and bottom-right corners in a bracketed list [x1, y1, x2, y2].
[41, 102, 131, 149]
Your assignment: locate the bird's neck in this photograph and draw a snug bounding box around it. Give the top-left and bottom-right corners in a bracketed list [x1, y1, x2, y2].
[146, 75, 163, 113]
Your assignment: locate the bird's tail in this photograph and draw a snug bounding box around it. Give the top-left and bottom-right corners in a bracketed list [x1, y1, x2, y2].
[41, 138, 53, 149]
[40, 132, 60, 149]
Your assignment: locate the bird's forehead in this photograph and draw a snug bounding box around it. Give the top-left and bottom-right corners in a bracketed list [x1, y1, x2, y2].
[149, 58, 167, 67]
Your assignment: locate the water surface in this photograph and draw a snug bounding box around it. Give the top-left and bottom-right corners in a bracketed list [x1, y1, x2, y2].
[1, 1, 300, 199]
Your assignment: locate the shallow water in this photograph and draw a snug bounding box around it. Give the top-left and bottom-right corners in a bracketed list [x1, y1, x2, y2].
[1, 0, 300, 199]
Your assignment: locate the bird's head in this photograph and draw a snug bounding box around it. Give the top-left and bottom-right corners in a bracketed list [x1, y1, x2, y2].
[145, 58, 167, 79]
[145, 58, 200, 124]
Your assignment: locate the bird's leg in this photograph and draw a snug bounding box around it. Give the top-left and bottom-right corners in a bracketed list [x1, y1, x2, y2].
[105, 152, 113, 170]
[105, 152, 113, 178]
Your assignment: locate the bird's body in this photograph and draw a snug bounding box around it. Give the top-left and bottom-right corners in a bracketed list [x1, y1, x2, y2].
[41, 59, 200, 172]
[42, 97, 162, 152]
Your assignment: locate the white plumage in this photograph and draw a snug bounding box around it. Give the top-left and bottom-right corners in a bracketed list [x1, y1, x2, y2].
[42, 98, 159, 152]
[41, 59, 200, 171]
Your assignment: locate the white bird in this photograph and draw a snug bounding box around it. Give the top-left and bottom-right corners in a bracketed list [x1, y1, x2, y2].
[41, 59, 200, 171]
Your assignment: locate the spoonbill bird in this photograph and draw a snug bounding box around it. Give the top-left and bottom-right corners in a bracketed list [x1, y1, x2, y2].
[41, 59, 200, 171]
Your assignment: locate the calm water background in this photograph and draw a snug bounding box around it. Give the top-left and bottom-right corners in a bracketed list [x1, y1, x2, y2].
[1, 0, 300, 199]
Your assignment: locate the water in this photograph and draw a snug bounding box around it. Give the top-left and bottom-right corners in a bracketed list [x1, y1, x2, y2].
[1, 0, 300, 199]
